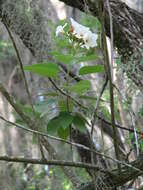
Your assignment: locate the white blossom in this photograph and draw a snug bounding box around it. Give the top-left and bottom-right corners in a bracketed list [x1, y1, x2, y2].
[70, 18, 90, 39]
[70, 18, 98, 49]
[56, 23, 67, 36]
[83, 32, 98, 49]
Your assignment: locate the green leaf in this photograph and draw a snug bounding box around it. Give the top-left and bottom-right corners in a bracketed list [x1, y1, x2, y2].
[58, 112, 73, 129]
[24, 63, 59, 78]
[47, 112, 73, 134]
[75, 54, 99, 63]
[39, 92, 59, 97]
[58, 100, 73, 112]
[73, 113, 87, 133]
[69, 80, 91, 94]
[47, 117, 61, 134]
[57, 127, 70, 140]
[51, 52, 73, 64]
[79, 65, 104, 75]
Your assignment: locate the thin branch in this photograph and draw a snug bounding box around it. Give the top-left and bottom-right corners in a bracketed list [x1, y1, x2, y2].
[0, 82, 34, 127]
[97, 114, 141, 135]
[0, 154, 141, 175]
[48, 77, 88, 110]
[0, 155, 109, 173]
[3, 19, 34, 112]
[0, 115, 142, 173]
[113, 84, 140, 156]
[100, 1, 120, 171]
[90, 76, 108, 178]
[0, 83, 81, 187]
[91, 77, 108, 138]
[58, 63, 81, 82]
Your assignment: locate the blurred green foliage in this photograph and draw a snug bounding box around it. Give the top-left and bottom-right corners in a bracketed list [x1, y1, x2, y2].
[0, 40, 15, 60]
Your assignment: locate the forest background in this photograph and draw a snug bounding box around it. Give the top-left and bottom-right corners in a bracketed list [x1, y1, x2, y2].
[0, 0, 143, 190]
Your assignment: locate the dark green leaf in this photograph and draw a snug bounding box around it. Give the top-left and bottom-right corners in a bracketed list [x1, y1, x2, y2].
[79, 65, 104, 75]
[24, 63, 59, 78]
[47, 117, 60, 135]
[47, 112, 73, 135]
[73, 113, 87, 133]
[58, 112, 73, 129]
[57, 127, 70, 140]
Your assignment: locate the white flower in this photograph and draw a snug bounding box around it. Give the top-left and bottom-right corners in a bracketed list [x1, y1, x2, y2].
[70, 18, 90, 39]
[70, 18, 98, 49]
[56, 23, 67, 36]
[83, 32, 98, 49]
[56, 26, 64, 36]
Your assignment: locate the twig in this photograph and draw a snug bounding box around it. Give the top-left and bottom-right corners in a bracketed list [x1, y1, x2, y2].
[0, 155, 109, 173]
[0, 82, 34, 127]
[0, 83, 80, 187]
[100, 1, 120, 171]
[113, 84, 140, 156]
[48, 77, 87, 110]
[90, 77, 108, 176]
[0, 115, 142, 173]
[97, 114, 141, 135]
[3, 19, 34, 112]
[91, 77, 108, 138]
[58, 63, 81, 82]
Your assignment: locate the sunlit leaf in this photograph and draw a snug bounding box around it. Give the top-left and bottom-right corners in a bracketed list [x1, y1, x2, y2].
[79, 65, 104, 75]
[24, 63, 59, 78]
[39, 92, 59, 97]
[51, 52, 73, 64]
[75, 54, 99, 63]
[68, 80, 91, 94]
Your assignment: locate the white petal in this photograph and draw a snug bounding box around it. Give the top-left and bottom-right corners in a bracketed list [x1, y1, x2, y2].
[56, 25, 64, 36]
[70, 18, 90, 39]
[83, 32, 98, 49]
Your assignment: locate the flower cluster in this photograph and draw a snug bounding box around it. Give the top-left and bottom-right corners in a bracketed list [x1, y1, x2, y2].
[56, 18, 98, 50]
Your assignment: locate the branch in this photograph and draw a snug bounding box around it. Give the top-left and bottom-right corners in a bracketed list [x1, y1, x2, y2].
[0, 155, 108, 173]
[3, 19, 34, 112]
[0, 114, 140, 172]
[100, 1, 120, 170]
[48, 78, 87, 110]
[79, 154, 143, 189]
[0, 82, 34, 127]
[0, 83, 81, 187]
